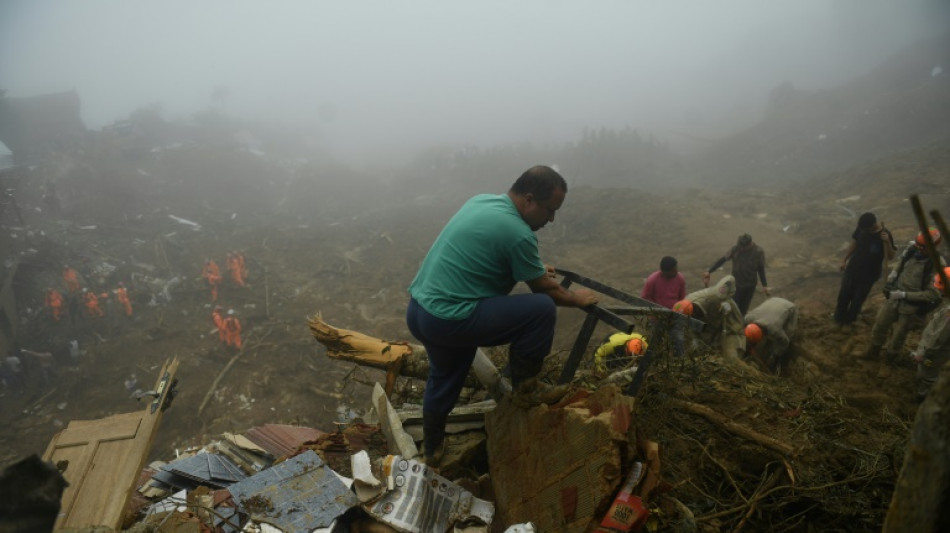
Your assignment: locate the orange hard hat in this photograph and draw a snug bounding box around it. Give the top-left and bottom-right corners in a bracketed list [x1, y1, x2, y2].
[916, 227, 942, 247]
[626, 338, 645, 355]
[934, 266, 950, 292]
[745, 323, 763, 344]
[673, 299, 693, 316]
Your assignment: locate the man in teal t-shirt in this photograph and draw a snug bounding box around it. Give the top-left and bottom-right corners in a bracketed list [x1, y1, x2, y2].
[406, 165, 598, 466]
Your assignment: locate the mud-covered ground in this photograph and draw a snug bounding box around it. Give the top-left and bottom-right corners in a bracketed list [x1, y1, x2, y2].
[1, 136, 948, 530]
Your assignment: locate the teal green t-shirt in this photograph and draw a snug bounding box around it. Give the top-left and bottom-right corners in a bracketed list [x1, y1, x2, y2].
[408, 194, 547, 320]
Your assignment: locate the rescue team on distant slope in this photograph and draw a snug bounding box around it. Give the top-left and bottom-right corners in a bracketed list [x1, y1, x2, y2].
[6, 249, 255, 392]
[673, 220, 946, 403]
[403, 165, 950, 466]
[40, 251, 251, 354]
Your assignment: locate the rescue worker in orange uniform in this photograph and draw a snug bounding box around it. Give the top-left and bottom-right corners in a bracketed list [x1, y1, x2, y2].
[212, 306, 227, 344]
[223, 309, 242, 350]
[202, 259, 222, 302]
[63, 265, 81, 294]
[83, 288, 104, 318]
[115, 282, 133, 316]
[45, 288, 65, 321]
[227, 252, 247, 287]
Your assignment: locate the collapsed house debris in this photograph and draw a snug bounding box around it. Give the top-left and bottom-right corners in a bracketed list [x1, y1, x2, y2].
[3, 57, 950, 531]
[304, 312, 681, 532]
[11, 313, 677, 532]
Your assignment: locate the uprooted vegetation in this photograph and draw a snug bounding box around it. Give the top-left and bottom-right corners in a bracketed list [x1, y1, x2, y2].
[637, 352, 907, 531]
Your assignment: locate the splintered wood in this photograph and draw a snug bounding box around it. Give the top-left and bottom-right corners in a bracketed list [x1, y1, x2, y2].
[308, 314, 429, 394]
[307, 314, 415, 366]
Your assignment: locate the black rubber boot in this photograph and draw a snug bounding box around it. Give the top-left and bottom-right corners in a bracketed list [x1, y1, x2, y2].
[422, 410, 448, 468]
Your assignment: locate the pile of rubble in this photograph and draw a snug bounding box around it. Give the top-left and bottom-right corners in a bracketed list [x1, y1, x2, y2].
[9, 344, 663, 533]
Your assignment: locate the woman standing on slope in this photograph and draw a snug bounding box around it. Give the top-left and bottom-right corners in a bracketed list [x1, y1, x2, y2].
[834, 212, 896, 327]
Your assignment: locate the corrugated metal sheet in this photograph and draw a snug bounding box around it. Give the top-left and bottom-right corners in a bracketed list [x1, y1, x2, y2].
[152, 452, 247, 490]
[227, 450, 357, 533]
[242, 424, 326, 458]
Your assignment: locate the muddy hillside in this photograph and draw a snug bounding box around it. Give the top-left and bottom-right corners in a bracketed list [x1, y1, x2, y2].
[1, 32, 949, 533]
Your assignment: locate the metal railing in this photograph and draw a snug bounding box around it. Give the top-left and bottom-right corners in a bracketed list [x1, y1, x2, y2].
[554, 268, 705, 394]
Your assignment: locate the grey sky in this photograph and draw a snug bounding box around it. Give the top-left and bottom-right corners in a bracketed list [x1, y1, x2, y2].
[1, 0, 945, 165]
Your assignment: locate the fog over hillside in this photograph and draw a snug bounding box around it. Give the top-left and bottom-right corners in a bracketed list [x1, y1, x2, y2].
[1, 0, 947, 168]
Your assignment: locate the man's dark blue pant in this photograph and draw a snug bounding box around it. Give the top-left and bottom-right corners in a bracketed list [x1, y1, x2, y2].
[406, 294, 556, 417]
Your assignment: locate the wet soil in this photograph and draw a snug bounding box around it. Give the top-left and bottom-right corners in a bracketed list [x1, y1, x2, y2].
[1, 137, 948, 531]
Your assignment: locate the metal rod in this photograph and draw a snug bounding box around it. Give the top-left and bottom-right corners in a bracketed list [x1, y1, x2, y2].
[910, 195, 946, 294]
[560, 313, 601, 384]
[929, 209, 950, 297]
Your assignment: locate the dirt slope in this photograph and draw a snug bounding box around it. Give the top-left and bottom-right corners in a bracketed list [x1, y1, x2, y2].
[1, 133, 947, 530]
[697, 32, 950, 187]
[3, 37, 950, 524]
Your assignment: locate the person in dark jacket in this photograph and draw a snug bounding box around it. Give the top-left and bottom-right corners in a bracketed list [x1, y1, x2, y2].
[702, 234, 768, 315]
[834, 212, 896, 327]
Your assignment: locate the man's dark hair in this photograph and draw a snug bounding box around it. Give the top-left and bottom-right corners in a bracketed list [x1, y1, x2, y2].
[857, 212, 877, 230]
[660, 256, 677, 273]
[509, 165, 567, 202]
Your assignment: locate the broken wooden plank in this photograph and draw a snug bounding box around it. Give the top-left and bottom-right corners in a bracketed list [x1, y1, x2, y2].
[670, 398, 798, 457]
[43, 357, 180, 530]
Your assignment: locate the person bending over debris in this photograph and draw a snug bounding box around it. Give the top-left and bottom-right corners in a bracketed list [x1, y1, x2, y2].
[115, 282, 132, 316]
[592, 331, 648, 375]
[702, 233, 769, 315]
[743, 297, 798, 371]
[864, 228, 944, 372]
[228, 251, 248, 287]
[406, 165, 598, 466]
[674, 275, 746, 362]
[202, 259, 222, 302]
[45, 288, 64, 321]
[911, 267, 950, 402]
[82, 288, 104, 318]
[62, 265, 81, 294]
[223, 309, 242, 350]
[212, 306, 227, 344]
